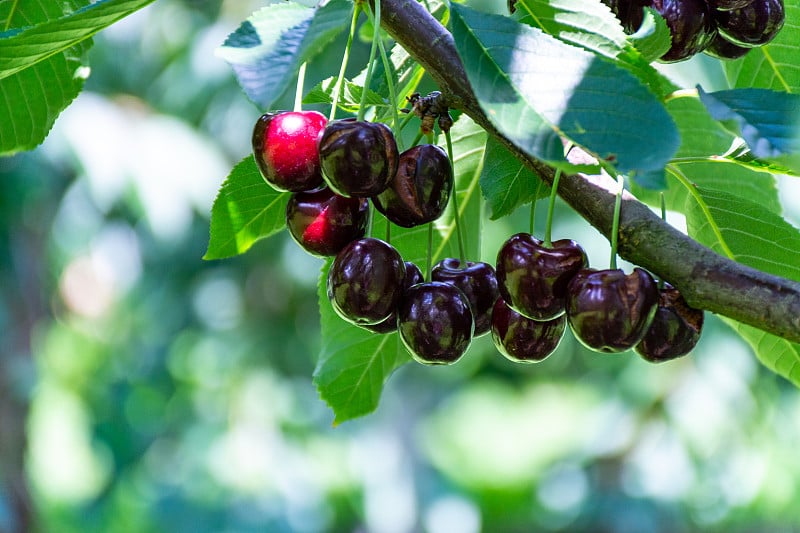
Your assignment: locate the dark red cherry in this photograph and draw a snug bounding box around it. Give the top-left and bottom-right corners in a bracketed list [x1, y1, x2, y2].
[715, 0, 785, 47]
[646, 0, 717, 62]
[704, 33, 752, 58]
[373, 144, 452, 228]
[709, 0, 754, 10]
[602, 0, 645, 33]
[318, 119, 399, 197]
[635, 284, 704, 362]
[252, 111, 327, 192]
[491, 298, 566, 363]
[327, 238, 406, 326]
[566, 268, 659, 353]
[363, 262, 424, 334]
[398, 281, 474, 365]
[285, 188, 369, 257]
[431, 258, 499, 337]
[496, 233, 588, 322]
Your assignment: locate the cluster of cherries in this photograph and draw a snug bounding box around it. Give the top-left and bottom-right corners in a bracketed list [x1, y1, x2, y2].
[601, 0, 785, 61]
[252, 109, 704, 365]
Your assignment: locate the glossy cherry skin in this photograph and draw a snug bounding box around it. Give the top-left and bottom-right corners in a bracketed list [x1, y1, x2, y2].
[496, 233, 588, 322]
[363, 262, 424, 334]
[373, 144, 452, 228]
[285, 188, 369, 257]
[602, 0, 645, 33]
[646, 0, 717, 62]
[566, 268, 659, 353]
[491, 298, 566, 363]
[709, 0, 755, 10]
[318, 119, 399, 198]
[635, 284, 704, 362]
[327, 238, 406, 326]
[715, 0, 785, 47]
[252, 111, 327, 192]
[704, 33, 752, 58]
[398, 282, 474, 365]
[431, 258, 499, 337]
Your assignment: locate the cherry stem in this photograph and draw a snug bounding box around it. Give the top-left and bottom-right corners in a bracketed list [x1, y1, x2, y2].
[386, 218, 391, 244]
[411, 130, 424, 147]
[658, 192, 666, 290]
[543, 169, 561, 247]
[364, 1, 402, 150]
[609, 173, 624, 270]
[294, 62, 307, 112]
[330, 4, 360, 122]
[445, 130, 466, 266]
[426, 221, 433, 282]
[529, 180, 543, 235]
[357, 3, 381, 122]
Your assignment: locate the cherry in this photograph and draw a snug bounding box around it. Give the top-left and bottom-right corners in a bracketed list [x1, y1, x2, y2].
[252, 111, 327, 192]
[491, 298, 566, 363]
[496, 233, 588, 322]
[646, 0, 717, 62]
[318, 118, 399, 197]
[715, 0, 785, 47]
[327, 238, 406, 326]
[566, 268, 659, 353]
[398, 281, 474, 365]
[704, 33, 752, 59]
[373, 144, 452, 228]
[285, 187, 369, 257]
[602, 0, 645, 33]
[431, 258, 499, 337]
[363, 261, 424, 334]
[709, 0, 755, 9]
[635, 284, 704, 362]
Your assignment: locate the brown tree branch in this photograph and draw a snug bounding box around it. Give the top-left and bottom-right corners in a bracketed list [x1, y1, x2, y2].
[377, 0, 800, 343]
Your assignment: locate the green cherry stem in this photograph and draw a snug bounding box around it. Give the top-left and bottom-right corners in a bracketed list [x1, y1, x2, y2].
[444, 129, 466, 265]
[410, 129, 424, 148]
[609, 173, 625, 270]
[658, 191, 666, 289]
[426, 221, 434, 282]
[357, 4, 381, 122]
[364, 1, 403, 150]
[386, 218, 391, 244]
[543, 169, 562, 247]
[330, 4, 361, 122]
[294, 62, 307, 112]
[529, 180, 544, 235]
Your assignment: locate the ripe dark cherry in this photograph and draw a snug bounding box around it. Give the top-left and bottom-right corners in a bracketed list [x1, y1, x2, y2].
[318, 119, 399, 198]
[252, 111, 327, 192]
[373, 144, 452, 228]
[646, 0, 717, 62]
[327, 238, 406, 326]
[602, 0, 645, 33]
[715, 0, 785, 47]
[704, 33, 752, 59]
[431, 258, 499, 337]
[398, 282, 474, 365]
[709, 0, 754, 10]
[491, 298, 566, 363]
[363, 262, 424, 334]
[496, 233, 588, 322]
[285, 188, 369, 257]
[566, 268, 659, 353]
[635, 284, 704, 362]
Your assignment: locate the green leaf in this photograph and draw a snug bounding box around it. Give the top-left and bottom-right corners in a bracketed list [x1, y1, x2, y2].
[628, 8, 672, 62]
[480, 136, 547, 220]
[302, 76, 386, 114]
[666, 93, 738, 159]
[723, 0, 800, 92]
[722, 321, 800, 387]
[314, 260, 410, 425]
[204, 157, 290, 260]
[313, 115, 487, 423]
[217, 0, 353, 110]
[450, 3, 679, 184]
[0, 0, 155, 154]
[0, 0, 156, 80]
[697, 87, 800, 172]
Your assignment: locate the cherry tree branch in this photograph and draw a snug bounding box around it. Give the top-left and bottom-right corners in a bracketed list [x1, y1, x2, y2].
[377, 0, 800, 343]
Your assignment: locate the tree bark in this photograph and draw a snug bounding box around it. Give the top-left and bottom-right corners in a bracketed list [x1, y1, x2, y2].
[376, 0, 800, 344]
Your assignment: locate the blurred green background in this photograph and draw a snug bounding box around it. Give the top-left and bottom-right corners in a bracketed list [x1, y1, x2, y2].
[3, 0, 800, 531]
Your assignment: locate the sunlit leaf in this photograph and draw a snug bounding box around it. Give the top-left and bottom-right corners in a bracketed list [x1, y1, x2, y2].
[450, 3, 679, 185]
[204, 157, 289, 260]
